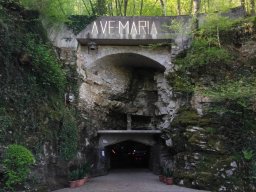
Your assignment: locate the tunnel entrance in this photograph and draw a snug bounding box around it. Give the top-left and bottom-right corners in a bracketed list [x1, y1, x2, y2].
[107, 140, 150, 169]
[97, 131, 161, 175]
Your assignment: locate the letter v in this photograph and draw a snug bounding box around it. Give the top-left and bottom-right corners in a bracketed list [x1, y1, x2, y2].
[100, 21, 108, 34]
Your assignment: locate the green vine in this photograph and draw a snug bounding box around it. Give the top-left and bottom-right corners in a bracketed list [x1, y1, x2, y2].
[66, 15, 97, 35]
[59, 109, 78, 161]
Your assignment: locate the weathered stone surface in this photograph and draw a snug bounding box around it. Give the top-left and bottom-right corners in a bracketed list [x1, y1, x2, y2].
[184, 126, 226, 153]
[173, 152, 240, 191]
[77, 16, 192, 45]
[190, 93, 211, 116]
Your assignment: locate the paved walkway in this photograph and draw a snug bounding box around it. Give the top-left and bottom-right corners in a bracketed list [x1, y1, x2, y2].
[54, 169, 210, 192]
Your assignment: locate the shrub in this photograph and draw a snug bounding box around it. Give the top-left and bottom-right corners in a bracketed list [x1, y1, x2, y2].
[175, 39, 231, 70]
[3, 144, 35, 189]
[202, 78, 256, 102]
[68, 163, 90, 181]
[167, 72, 194, 93]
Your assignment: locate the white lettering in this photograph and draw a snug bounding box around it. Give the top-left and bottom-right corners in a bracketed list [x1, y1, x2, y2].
[130, 21, 138, 34]
[100, 21, 108, 34]
[138, 21, 147, 34]
[91, 20, 159, 35]
[119, 21, 129, 34]
[147, 21, 150, 34]
[151, 22, 158, 35]
[108, 21, 115, 34]
[91, 21, 98, 34]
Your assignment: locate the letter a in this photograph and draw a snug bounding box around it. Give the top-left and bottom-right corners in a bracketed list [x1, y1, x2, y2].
[150, 22, 158, 35]
[91, 22, 99, 34]
[130, 22, 138, 35]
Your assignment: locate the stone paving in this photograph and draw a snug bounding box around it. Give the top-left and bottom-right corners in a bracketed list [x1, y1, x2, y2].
[54, 169, 210, 192]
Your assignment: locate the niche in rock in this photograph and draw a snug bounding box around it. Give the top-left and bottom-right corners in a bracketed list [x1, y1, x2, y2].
[88, 53, 165, 130]
[103, 67, 160, 130]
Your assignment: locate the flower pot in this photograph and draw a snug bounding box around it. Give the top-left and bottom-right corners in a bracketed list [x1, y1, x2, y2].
[84, 176, 89, 183]
[163, 176, 167, 183]
[159, 175, 164, 182]
[69, 178, 86, 188]
[165, 177, 173, 185]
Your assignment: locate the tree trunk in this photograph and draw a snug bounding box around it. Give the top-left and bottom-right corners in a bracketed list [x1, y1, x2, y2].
[140, 0, 143, 16]
[193, 0, 200, 15]
[159, 0, 165, 15]
[57, 0, 66, 17]
[177, 0, 181, 15]
[192, 0, 201, 31]
[124, 0, 128, 16]
[97, 0, 106, 15]
[108, 1, 113, 16]
[88, 0, 96, 15]
[133, 0, 136, 16]
[189, 0, 193, 14]
[117, 0, 123, 16]
[250, 0, 255, 15]
[241, 0, 246, 11]
[81, 0, 91, 15]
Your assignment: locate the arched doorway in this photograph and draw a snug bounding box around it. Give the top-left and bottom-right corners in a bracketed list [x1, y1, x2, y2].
[96, 131, 161, 175]
[107, 140, 150, 169]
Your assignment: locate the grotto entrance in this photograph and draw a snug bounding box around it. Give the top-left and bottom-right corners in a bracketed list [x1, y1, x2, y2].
[75, 17, 177, 177]
[97, 130, 161, 175]
[86, 50, 167, 176]
[107, 140, 150, 169]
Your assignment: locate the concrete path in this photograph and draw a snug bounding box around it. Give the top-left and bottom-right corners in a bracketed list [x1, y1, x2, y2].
[54, 169, 210, 192]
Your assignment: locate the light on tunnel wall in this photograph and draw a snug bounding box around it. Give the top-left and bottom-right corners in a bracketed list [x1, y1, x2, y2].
[88, 41, 98, 53]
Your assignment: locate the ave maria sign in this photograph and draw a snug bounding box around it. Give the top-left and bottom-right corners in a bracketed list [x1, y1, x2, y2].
[90, 20, 158, 35]
[76, 16, 184, 45]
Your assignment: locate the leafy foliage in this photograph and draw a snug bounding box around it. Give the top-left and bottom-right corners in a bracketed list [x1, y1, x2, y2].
[17, 0, 255, 21]
[25, 37, 66, 92]
[66, 15, 97, 34]
[68, 163, 90, 180]
[243, 149, 255, 161]
[199, 14, 241, 36]
[202, 78, 256, 102]
[176, 39, 231, 70]
[167, 72, 194, 93]
[59, 109, 78, 161]
[3, 144, 35, 189]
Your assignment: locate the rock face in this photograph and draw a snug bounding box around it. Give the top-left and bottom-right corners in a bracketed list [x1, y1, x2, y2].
[46, 16, 190, 180]
[1, 2, 252, 191]
[75, 45, 179, 132]
[45, 8, 252, 191]
[169, 107, 241, 191]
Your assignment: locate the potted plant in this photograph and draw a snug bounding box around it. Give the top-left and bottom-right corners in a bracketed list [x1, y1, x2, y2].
[68, 163, 90, 188]
[164, 167, 173, 185]
[159, 166, 165, 182]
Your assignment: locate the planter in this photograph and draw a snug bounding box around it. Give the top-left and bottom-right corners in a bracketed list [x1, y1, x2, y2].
[159, 175, 164, 182]
[84, 176, 89, 183]
[163, 176, 167, 183]
[69, 178, 87, 188]
[165, 177, 173, 185]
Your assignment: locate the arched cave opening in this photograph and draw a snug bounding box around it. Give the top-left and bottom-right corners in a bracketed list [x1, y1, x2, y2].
[106, 140, 151, 170]
[89, 53, 166, 130]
